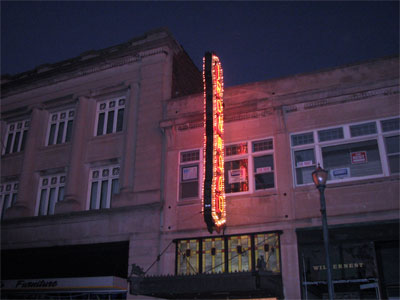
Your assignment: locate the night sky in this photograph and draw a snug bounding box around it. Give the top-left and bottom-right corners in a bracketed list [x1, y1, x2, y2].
[1, 1, 399, 87]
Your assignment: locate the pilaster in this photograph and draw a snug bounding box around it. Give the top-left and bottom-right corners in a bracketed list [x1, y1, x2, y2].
[5, 107, 47, 218]
[55, 96, 93, 214]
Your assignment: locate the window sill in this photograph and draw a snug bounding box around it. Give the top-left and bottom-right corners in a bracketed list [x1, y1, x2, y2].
[295, 174, 399, 191]
[91, 131, 124, 141]
[177, 198, 201, 206]
[1, 151, 24, 159]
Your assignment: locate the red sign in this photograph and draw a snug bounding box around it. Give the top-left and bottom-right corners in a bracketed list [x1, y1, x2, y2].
[202, 53, 226, 233]
[351, 151, 368, 164]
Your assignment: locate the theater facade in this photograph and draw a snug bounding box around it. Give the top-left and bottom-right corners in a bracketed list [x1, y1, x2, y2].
[1, 28, 399, 299]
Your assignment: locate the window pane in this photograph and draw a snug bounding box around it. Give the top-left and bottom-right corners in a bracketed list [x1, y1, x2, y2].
[90, 182, 98, 210]
[318, 127, 344, 142]
[180, 181, 198, 199]
[386, 136, 400, 174]
[116, 108, 124, 132]
[20, 130, 28, 151]
[111, 178, 119, 204]
[181, 150, 200, 162]
[47, 188, 56, 215]
[202, 237, 225, 274]
[350, 122, 377, 137]
[291, 132, 314, 146]
[225, 159, 248, 193]
[381, 118, 400, 132]
[254, 155, 274, 190]
[385, 135, 400, 154]
[228, 235, 252, 272]
[294, 149, 316, 185]
[100, 180, 109, 209]
[225, 143, 248, 156]
[296, 166, 315, 185]
[322, 140, 382, 180]
[2, 195, 10, 219]
[97, 113, 105, 136]
[56, 122, 65, 144]
[12, 132, 20, 153]
[5, 133, 13, 154]
[294, 149, 315, 166]
[106, 111, 114, 134]
[11, 193, 17, 206]
[253, 139, 273, 152]
[58, 187, 65, 202]
[39, 189, 47, 216]
[48, 124, 56, 145]
[177, 240, 199, 275]
[254, 233, 280, 273]
[65, 120, 73, 142]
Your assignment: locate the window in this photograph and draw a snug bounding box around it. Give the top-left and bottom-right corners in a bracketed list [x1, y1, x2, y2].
[95, 98, 125, 136]
[179, 150, 201, 199]
[177, 239, 200, 275]
[0, 181, 18, 220]
[291, 117, 400, 185]
[385, 135, 399, 174]
[225, 138, 274, 194]
[46, 109, 74, 145]
[36, 174, 65, 216]
[88, 165, 120, 210]
[2, 119, 29, 155]
[176, 232, 281, 275]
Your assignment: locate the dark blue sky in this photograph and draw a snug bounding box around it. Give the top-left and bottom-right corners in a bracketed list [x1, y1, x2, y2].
[1, 1, 399, 87]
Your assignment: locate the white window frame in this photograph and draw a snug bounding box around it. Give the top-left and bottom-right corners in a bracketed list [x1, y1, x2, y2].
[94, 98, 125, 136]
[2, 119, 30, 155]
[291, 116, 400, 186]
[224, 137, 275, 196]
[87, 165, 120, 210]
[179, 149, 202, 201]
[46, 109, 75, 146]
[0, 181, 18, 220]
[35, 174, 66, 216]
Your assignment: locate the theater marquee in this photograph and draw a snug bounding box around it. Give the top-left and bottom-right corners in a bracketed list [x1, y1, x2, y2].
[202, 52, 226, 233]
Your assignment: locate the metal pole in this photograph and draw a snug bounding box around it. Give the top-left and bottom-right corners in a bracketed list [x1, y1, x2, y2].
[318, 185, 335, 300]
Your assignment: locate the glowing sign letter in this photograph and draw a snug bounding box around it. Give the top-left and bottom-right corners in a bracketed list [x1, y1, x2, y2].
[202, 52, 226, 233]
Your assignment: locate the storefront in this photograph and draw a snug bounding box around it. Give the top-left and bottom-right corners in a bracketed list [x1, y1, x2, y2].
[129, 231, 284, 299]
[297, 220, 399, 299]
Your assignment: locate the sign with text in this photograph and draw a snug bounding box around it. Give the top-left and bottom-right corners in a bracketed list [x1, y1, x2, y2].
[351, 151, 368, 164]
[202, 52, 226, 233]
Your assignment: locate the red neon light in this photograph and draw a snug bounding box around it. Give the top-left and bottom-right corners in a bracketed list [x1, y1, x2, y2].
[202, 53, 226, 232]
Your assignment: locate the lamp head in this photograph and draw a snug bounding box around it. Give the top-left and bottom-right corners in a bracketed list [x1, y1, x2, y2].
[312, 164, 328, 187]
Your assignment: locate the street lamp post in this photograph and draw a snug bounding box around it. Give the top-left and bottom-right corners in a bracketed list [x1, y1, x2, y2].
[312, 165, 335, 300]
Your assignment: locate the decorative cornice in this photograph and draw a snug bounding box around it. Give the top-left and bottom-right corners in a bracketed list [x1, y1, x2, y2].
[283, 84, 399, 114]
[2, 47, 170, 98]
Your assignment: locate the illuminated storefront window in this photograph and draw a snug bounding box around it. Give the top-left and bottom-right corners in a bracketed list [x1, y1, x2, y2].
[177, 239, 200, 275]
[202, 237, 225, 273]
[175, 232, 281, 275]
[228, 235, 252, 272]
[254, 233, 280, 273]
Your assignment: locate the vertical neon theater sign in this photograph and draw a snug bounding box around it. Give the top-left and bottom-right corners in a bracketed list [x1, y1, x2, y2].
[203, 52, 226, 233]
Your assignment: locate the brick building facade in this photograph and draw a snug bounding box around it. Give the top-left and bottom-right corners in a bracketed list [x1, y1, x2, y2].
[1, 28, 399, 299]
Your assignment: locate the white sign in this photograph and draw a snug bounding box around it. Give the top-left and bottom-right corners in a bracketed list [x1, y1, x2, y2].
[331, 168, 350, 179]
[256, 166, 272, 174]
[182, 166, 198, 181]
[228, 169, 246, 184]
[297, 160, 313, 168]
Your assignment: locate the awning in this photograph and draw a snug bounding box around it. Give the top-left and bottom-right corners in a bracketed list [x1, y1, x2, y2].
[129, 271, 283, 299]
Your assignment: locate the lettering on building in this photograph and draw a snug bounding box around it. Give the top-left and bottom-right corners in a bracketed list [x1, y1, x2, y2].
[202, 52, 226, 233]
